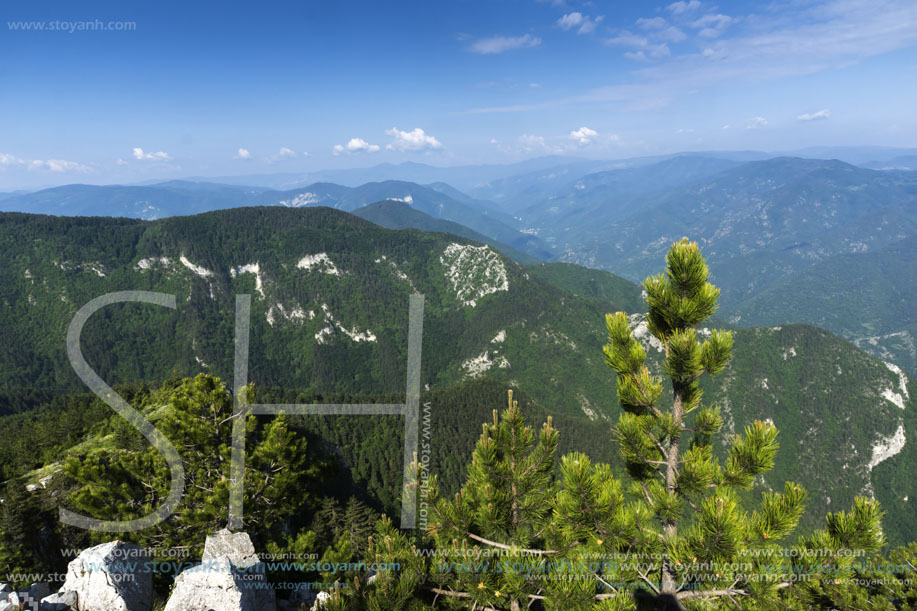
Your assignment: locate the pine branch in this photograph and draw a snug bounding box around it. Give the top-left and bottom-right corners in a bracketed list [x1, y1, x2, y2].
[636, 566, 661, 594]
[465, 532, 558, 555]
[592, 569, 618, 593]
[676, 581, 792, 601]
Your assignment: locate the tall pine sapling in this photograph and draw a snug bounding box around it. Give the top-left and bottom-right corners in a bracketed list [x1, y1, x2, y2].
[424, 391, 559, 610]
[603, 238, 883, 607]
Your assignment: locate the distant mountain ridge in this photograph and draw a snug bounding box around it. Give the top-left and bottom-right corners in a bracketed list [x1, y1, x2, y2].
[727, 235, 917, 376]
[540, 156, 917, 303]
[352, 200, 537, 263]
[0, 178, 553, 261]
[469, 154, 917, 380]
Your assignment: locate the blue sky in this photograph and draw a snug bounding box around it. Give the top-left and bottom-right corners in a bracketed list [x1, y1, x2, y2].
[1, 0, 916, 188]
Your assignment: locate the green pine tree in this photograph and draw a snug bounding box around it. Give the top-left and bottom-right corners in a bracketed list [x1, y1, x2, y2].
[600, 238, 884, 608]
[62, 374, 328, 555]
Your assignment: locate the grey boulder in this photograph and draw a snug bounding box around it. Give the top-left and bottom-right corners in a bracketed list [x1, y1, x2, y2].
[163, 529, 276, 611]
[61, 540, 152, 611]
[41, 590, 79, 610]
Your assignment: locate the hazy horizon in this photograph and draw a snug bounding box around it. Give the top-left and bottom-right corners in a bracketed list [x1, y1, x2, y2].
[5, 145, 917, 192]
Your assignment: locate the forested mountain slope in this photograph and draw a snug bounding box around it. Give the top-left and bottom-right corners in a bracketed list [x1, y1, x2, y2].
[0, 207, 913, 543]
[725, 235, 917, 377]
[352, 199, 536, 263]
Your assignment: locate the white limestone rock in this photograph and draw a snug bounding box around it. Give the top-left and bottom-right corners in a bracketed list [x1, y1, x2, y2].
[164, 530, 276, 611]
[61, 541, 151, 611]
[41, 590, 79, 610]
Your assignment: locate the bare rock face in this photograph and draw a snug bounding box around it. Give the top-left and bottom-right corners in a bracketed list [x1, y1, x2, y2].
[40, 590, 79, 610]
[200, 529, 261, 568]
[163, 529, 276, 611]
[60, 541, 152, 611]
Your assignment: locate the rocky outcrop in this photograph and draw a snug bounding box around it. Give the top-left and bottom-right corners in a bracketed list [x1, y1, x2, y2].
[40, 590, 79, 610]
[53, 540, 151, 611]
[200, 529, 262, 567]
[163, 529, 276, 611]
[0, 585, 12, 611]
[0, 590, 16, 611]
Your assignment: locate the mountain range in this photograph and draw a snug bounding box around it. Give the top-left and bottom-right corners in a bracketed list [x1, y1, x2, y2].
[0, 206, 913, 544]
[0, 179, 552, 261]
[5, 152, 917, 381]
[479, 155, 917, 378]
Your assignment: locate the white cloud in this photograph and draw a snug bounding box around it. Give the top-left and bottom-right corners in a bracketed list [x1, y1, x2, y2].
[333, 138, 381, 155]
[667, 0, 701, 15]
[656, 26, 688, 42]
[493, 130, 619, 155]
[466, 0, 917, 118]
[605, 30, 671, 60]
[557, 12, 605, 34]
[701, 45, 727, 60]
[691, 13, 734, 38]
[116, 158, 128, 166]
[569, 126, 598, 144]
[132, 147, 171, 161]
[797, 108, 831, 121]
[385, 127, 443, 152]
[29, 159, 91, 173]
[619, 1, 917, 101]
[625, 51, 649, 61]
[637, 17, 668, 30]
[271, 147, 297, 161]
[605, 31, 648, 47]
[557, 12, 583, 29]
[517, 134, 551, 153]
[468, 34, 541, 55]
[1, 153, 89, 173]
[235, 148, 252, 160]
[745, 116, 768, 129]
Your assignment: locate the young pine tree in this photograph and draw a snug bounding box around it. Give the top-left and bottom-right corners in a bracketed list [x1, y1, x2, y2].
[602, 238, 883, 608]
[62, 374, 327, 555]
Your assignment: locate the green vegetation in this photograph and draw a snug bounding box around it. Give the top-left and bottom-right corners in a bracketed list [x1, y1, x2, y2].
[0, 207, 621, 419]
[316, 240, 895, 610]
[353, 200, 538, 263]
[1, 211, 916, 607]
[62, 375, 326, 554]
[524, 262, 645, 314]
[726, 235, 917, 377]
[0, 207, 914, 547]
